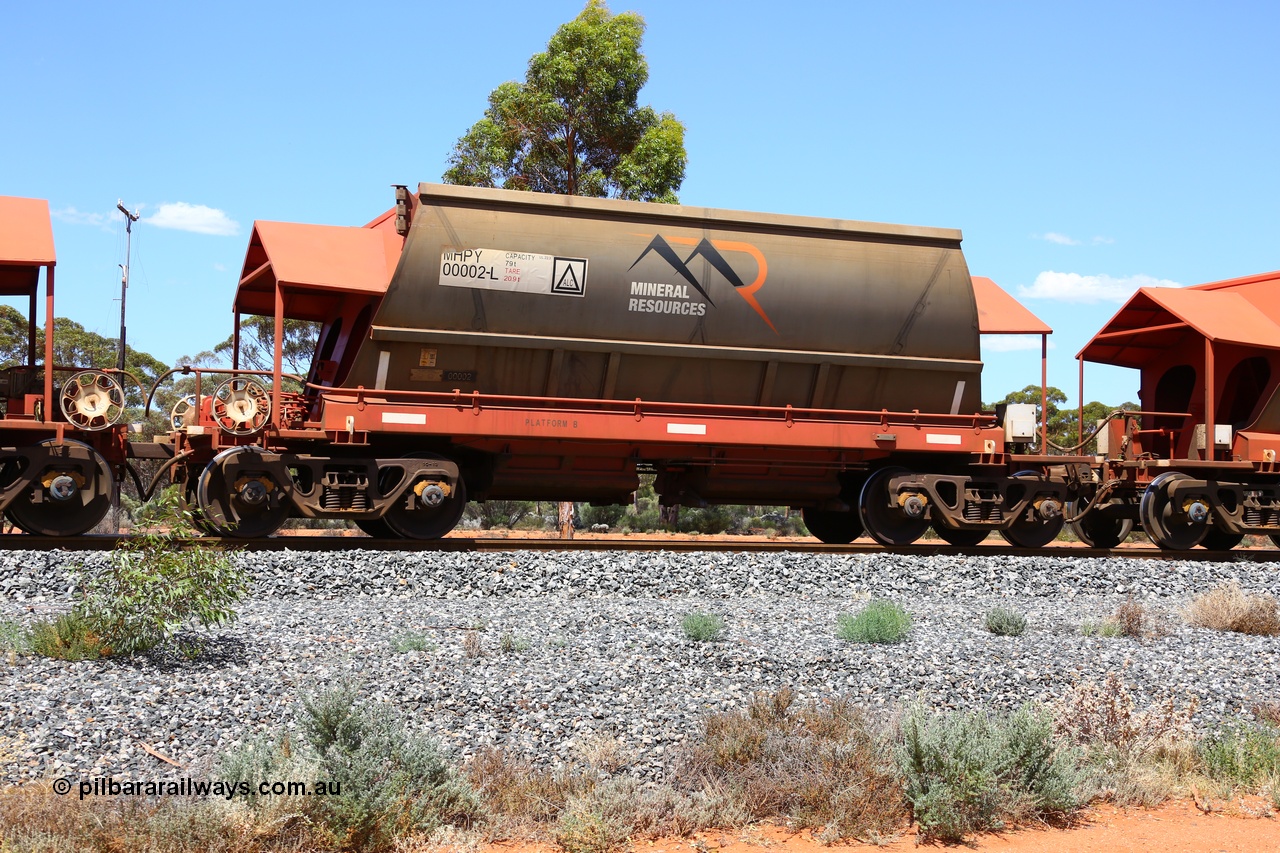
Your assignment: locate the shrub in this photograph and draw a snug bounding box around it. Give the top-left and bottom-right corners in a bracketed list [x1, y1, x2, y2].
[1053, 672, 1195, 761]
[681, 612, 725, 642]
[1081, 619, 1121, 638]
[391, 632, 435, 653]
[73, 490, 248, 657]
[28, 611, 109, 660]
[683, 689, 906, 841]
[1184, 581, 1280, 635]
[837, 600, 911, 644]
[0, 618, 32, 654]
[299, 685, 481, 850]
[1198, 722, 1280, 789]
[580, 503, 626, 529]
[896, 703, 1083, 843]
[466, 746, 592, 826]
[499, 632, 531, 654]
[1113, 596, 1147, 638]
[984, 606, 1027, 637]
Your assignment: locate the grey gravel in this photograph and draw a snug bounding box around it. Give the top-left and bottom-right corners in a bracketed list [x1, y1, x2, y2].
[1, 547, 1278, 784]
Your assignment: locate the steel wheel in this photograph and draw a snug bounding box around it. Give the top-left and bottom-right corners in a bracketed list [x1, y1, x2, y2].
[382, 453, 467, 540]
[4, 439, 114, 536]
[196, 447, 292, 538]
[1000, 471, 1065, 548]
[1197, 527, 1244, 551]
[802, 507, 863, 544]
[1066, 499, 1134, 549]
[1139, 472, 1207, 550]
[859, 467, 928, 546]
[355, 518, 400, 538]
[930, 519, 989, 546]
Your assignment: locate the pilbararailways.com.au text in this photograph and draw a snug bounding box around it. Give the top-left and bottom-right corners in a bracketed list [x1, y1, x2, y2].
[52, 776, 340, 800]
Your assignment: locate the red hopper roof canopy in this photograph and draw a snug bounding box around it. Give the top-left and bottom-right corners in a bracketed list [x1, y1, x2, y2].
[0, 196, 57, 296]
[1078, 270, 1280, 369]
[234, 215, 403, 321]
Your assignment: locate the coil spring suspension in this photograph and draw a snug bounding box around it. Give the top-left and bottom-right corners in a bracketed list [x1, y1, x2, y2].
[320, 472, 370, 512]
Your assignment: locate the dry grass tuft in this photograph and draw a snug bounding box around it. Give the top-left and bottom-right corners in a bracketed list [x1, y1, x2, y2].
[0, 781, 318, 853]
[681, 689, 906, 842]
[1183, 582, 1280, 636]
[1054, 672, 1196, 760]
[465, 746, 593, 830]
[1113, 596, 1146, 638]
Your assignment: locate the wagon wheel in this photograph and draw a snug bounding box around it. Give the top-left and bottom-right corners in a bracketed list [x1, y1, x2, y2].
[382, 453, 467, 540]
[5, 439, 114, 536]
[858, 467, 929, 546]
[1139, 472, 1208, 551]
[59, 371, 126, 432]
[801, 507, 863, 544]
[355, 518, 400, 538]
[170, 394, 199, 430]
[211, 378, 271, 436]
[1066, 498, 1134, 549]
[1197, 527, 1244, 551]
[930, 519, 989, 546]
[196, 447, 292, 538]
[1000, 471, 1065, 548]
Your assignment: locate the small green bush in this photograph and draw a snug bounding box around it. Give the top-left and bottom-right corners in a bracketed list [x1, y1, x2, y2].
[896, 703, 1083, 843]
[984, 606, 1028, 637]
[391, 632, 435, 654]
[28, 611, 109, 660]
[300, 685, 481, 849]
[681, 612, 725, 642]
[837, 600, 911, 644]
[1198, 722, 1280, 789]
[1081, 619, 1121, 638]
[499, 632, 531, 654]
[0, 618, 31, 653]
[74, 490, 248, 657]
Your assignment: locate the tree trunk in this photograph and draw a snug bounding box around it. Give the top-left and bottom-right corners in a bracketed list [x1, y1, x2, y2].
[558, 501, 575, 539]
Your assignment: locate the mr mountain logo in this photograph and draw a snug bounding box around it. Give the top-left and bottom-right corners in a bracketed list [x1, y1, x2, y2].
[626, 235, 777, 333]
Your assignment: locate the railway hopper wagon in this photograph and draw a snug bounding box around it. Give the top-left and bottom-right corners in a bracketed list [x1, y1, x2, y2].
[156, 183, 1070, 544]
[1071, 271, 1280, 551]
[0, 187, 1071, 543]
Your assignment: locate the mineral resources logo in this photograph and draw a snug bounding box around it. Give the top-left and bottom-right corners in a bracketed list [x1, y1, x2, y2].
[627, 235, 776, 333]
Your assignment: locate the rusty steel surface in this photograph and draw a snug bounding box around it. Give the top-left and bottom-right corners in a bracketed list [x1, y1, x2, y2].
[346, 183, 985, 416]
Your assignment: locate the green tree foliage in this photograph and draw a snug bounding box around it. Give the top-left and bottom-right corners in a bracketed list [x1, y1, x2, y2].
[443, 0, 687, 203]
[213, 314, 320, 377]
[988, 385, 1137, 453]
[0, 304, 169, 408]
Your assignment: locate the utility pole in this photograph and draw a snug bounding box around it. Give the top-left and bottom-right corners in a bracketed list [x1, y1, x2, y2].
[116, 202, 139, 372]
[114, 201, 139, 533]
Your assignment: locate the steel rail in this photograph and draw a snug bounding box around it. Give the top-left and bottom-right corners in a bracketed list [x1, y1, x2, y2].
[0, 534, 1275, 562]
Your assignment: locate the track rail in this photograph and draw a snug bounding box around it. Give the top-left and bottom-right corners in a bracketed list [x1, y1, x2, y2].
[2, 534, 1277, 562]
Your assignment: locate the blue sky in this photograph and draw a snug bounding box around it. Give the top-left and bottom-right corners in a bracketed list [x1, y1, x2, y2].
[3, 0, 1277, 407]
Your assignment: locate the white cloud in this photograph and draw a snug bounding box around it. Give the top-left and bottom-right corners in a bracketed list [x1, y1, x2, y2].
[212, 262, 227, 272]
[1091, 235, 1115, 245]
[1017, 271, 1182, 304]
[51, 206, 116, 229]
[981, 334, 1052, 352]
[1039, 232, 1080, 246]
[144, 202, 240, 236]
